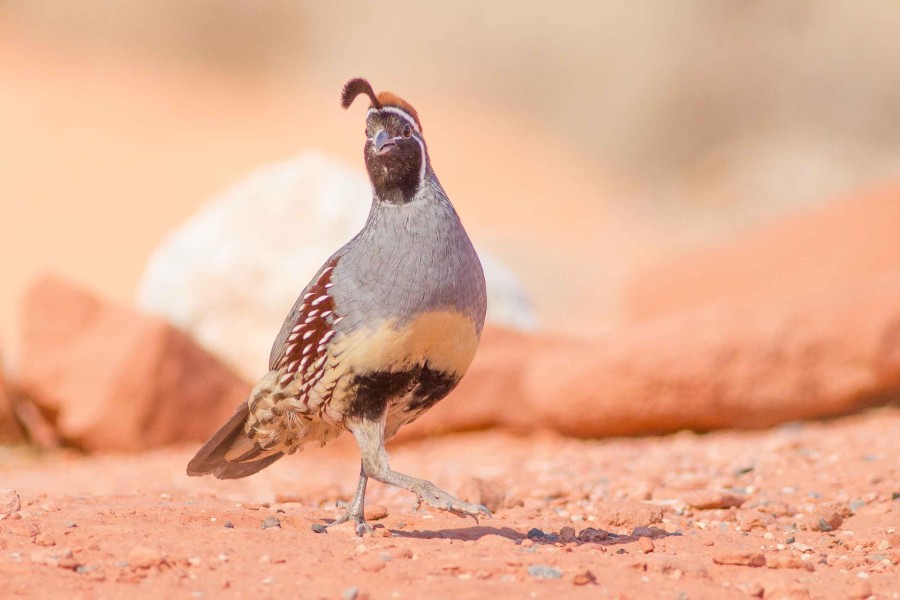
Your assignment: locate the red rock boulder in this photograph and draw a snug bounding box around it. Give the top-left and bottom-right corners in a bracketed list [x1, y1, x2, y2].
[626, 183, 900, 320]
[0, 354, 25, 443]
[18, 276, 251, 451]
[408, 271, 900, 439]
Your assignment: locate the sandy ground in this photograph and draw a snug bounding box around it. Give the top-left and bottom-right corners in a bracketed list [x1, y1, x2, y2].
[1, 408, 898, 599]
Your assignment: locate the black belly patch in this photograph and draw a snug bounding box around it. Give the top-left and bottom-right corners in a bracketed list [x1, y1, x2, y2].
[348, 363, 460, 421]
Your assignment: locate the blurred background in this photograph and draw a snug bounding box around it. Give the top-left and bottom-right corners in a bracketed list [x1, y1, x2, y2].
[4, 0, 900, 354]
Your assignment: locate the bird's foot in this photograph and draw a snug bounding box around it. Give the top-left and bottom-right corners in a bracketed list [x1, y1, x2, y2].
[311, 500, 373, 536]
[410, 480, 492, 521]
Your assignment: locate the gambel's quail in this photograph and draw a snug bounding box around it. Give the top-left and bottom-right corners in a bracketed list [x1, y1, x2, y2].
[187, 78, 490, 534]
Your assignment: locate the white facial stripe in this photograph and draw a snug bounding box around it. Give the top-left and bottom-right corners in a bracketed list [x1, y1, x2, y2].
[412, 135, 426, 189]
[366, 106, 421, 134]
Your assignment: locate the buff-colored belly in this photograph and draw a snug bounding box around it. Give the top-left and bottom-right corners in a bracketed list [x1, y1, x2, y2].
[333, 309, 480, 378]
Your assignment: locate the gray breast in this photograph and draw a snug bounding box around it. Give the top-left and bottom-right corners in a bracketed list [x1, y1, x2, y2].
[329, 180, 486, 336]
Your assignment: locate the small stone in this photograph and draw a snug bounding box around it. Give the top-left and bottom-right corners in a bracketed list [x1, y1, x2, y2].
[222, 521, 234, 529]
[311, 523, 327, 534]
[712, 552, 766, 567]
[683, 490, 746, 510]
[34, 533, 56, 547]
[526, 528, 545, 539]
[558, 526, 576, 543]
[632, 525, 667, 538]
[260, 516, 280, 529]
[528, 564, 563, 579]
[577, 527, 609, 542]
[358, 554, 385, 572]
[128, 546, 165, 569]
[639, 537, 655, 553]
[739, 581, 765, 597]
[260, 576, 274, 585]
[766, 555, 814, 571]
[364, 505, 388, 521]
[0, 489, 21, 518]
[848, 579, 872, 599]
[342, 587, 359, 600]
[379, 529, 392, 538]
[571, 568, 596, 585]
[811, 512, 842, 532]
[521, 538, 534, 548]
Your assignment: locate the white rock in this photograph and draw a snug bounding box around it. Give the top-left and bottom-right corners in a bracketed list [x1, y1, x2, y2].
[138, 152, 536, 380]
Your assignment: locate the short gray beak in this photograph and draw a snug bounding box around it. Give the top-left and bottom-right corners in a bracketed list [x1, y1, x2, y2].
[373, 129, 395, 154]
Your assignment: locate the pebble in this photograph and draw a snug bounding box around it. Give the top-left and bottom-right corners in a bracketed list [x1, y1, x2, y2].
[528, 564, 563, 579]
[811, 512, 842, 532]
[128, 546, 165, 569]
[558, 526, 576, 543]
[521, 538, 534, 548]
[311, 523, 327, 533]
[712, 551, 766, 567]
[571, 568, 596, 585]
[364, 505, 388, 521]
[765, 554, 814, 571]
[342, 587, 359, 600]
[639, 537, 655, 553]
[0, 489, 20, 518]
[683, 490, 746, 510]
[260, 516, 281, 529]
[577, 527, 609, 542]
[848, 580, 872, 600]
[632, 525, 667, 538]
[526, 528, 545, 539]
[358, 554, 386, 572]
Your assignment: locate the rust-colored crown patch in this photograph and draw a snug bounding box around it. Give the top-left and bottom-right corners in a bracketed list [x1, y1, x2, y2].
[341, 77, 422, 131]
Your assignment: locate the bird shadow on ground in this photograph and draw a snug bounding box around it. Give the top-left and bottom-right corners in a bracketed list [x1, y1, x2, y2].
[389, 525, 679, 547]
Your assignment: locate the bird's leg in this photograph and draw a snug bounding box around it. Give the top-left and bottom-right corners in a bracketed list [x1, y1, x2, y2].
[313, 461, 373, 536]
[348, 417, 491, 521]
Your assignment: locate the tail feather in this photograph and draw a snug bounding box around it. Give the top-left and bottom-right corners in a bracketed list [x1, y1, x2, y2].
[186, 403, 284, 480]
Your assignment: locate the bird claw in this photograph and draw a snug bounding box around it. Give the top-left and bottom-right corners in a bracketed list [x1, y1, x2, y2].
[412, 483, 492, 521]
[312, 503, 373, 536]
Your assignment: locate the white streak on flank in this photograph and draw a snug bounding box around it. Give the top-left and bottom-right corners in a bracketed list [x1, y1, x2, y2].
[279, 373, 293, 385]
[283, 343, 296, 356]
[291, 323, 304, 333]
[286, 360, 299, 372]
[320, 330, 335, 344]
[303, 293, 315, 300]
[320, 310, 333, 318]
[332, 316, 343, 325]
[367, 107, 420, 133]
[314, 356, 327, 370]
[303, 343, 313, 356]
[287, 332, 299, 342]
[312, 295, 330, 306]
[324, 282, 334, 288]
[308, 309, 320, 318]
[304, 316, 316, 324]
[298, 356, 310, 372]
[302, 330, 314, 340]
[320, 266, 334, 277]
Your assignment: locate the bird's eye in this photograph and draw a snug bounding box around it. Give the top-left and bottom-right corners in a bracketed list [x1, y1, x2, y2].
[402, 124, 412, 138]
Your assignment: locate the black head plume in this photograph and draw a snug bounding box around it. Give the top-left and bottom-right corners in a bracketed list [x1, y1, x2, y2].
[341, 78, 382, 110]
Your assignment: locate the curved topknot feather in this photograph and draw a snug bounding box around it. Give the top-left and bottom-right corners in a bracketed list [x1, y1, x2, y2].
[341, 78, 381, 110]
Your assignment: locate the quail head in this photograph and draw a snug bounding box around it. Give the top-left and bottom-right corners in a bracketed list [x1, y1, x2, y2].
[187, 77, 490, 535]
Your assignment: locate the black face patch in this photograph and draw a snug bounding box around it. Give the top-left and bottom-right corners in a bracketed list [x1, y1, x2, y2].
[364, 112, 424, 204]
[347, 363, 460, 421]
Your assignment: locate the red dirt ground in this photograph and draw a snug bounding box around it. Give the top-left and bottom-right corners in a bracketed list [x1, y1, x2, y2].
[1, 407, 898, 599]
